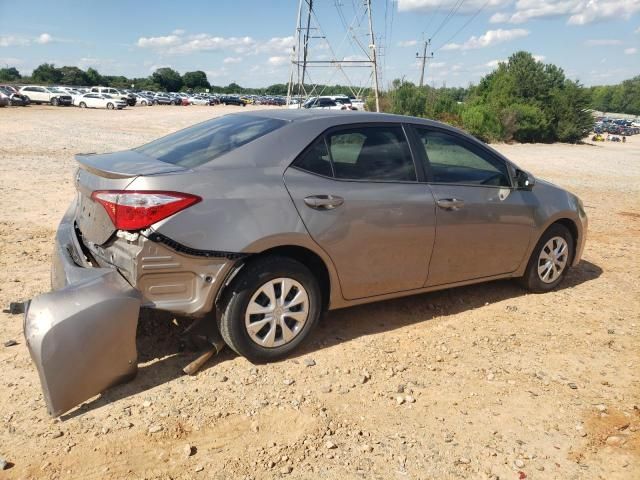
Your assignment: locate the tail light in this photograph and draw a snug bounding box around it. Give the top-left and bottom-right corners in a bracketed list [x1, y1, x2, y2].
[91, 190, 201, 231]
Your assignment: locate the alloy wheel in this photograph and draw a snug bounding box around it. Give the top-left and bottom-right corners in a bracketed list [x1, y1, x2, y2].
[244, 278, 309, 348]
[537, 236, 569, 283]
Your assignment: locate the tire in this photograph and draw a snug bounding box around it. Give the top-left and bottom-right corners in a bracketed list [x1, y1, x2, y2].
[23, 96, 31, 104]
[519, 224, 574, 293]
[218, 256, 322, 363]
[170, 100, 175, 105]
[107, 102, 114, 110]
[51, 97, 59, 106]
[141, 100, 147, 106]
[79, 102, 87, 108]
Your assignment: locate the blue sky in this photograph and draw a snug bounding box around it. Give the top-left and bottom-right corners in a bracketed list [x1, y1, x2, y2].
[1, 0, 638, 88]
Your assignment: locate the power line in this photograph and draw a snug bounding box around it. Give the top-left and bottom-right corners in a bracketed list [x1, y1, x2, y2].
[430, 0, 466, 40]
[433, 0, 490, 52]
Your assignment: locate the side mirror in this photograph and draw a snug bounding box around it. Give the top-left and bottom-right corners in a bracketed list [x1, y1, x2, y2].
[516, 170, 536, 190]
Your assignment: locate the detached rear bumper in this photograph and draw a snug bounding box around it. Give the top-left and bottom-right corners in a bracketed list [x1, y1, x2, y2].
[24, 204, 141, 417]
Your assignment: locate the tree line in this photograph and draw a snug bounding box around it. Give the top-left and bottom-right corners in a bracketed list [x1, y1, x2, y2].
[0, 63, 365, 97]
[378, 52, 638, 143]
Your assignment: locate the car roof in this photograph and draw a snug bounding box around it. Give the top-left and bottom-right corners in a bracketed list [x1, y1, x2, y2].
[242, 108, 457, 131]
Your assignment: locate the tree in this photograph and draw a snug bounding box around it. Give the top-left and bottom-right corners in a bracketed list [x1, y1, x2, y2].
[152, 68, 183, 91]
[85, 67, 103, 86]
[59, 66, 89, 85]
[182, 70, 210, 90]
[31, 63, 63, 84]
[0, 67, 21, 82]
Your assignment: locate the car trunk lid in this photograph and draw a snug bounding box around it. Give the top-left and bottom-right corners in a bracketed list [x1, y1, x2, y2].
[74, 151, 187, 245]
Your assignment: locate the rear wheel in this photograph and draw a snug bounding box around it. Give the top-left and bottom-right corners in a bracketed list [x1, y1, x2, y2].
[106, 102, 114, 110]
[519, 224, 574, 293]
[79, 102, 87, 108]
[141, 100, 147, 106]
[218, 256, 321, 363]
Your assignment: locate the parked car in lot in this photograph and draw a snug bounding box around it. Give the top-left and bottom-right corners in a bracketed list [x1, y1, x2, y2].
[134, 94, 153, 106]
[0, 85, 30, 106]
[24, 110, 587, 417]
[0, 91, 9, 107]
[76, 93, 127, 110]
[152, 93, 178, 105]
[90, 87, 136, 106]
[19, 86, 72, 106]
[219, 95, 247, 106]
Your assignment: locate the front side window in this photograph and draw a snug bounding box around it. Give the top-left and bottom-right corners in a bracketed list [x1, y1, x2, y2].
[414, 128, 510, 187]
[327, 126, 416, 181]
[135, 115, 286, 168]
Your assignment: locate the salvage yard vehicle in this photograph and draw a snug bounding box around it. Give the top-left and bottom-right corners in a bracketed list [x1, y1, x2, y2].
[0, 85, 29, 106]
[19, 85, 72, 106]
[77, 93, 127, 110]
[24, 110, 587, 416]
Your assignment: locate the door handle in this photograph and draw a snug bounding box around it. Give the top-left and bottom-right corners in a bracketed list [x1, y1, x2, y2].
[304, 195, 344, 210]
[437, 198, 465, 211]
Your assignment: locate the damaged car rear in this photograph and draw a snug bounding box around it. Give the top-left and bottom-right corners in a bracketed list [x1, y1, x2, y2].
[25, 110, 587, 416]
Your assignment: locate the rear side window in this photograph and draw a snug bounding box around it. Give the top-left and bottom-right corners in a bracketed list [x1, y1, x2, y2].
[135, 115, 286, 167]
[328, 126, 416, 181]
[294, 138, 333, 177]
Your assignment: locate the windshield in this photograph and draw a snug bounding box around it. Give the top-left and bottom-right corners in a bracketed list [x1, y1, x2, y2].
[134, 114, 287, 168]
[48, 88, 65, 93]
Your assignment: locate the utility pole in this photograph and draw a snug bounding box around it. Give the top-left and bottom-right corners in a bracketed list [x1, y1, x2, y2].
[366, 0, 380, 112]
[299, 0, 313, 95]
[416, 38, 433, 88]
[286, 0, 303, 105]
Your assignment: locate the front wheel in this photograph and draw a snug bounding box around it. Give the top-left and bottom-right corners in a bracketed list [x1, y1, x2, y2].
[106, 102, 114, 110]
[79, 102, 87, 108]
[218, 256, 322, 363]
[519, 224, 574, 293]
[141, 100, 147, 106]
[51, 97, 59, 106]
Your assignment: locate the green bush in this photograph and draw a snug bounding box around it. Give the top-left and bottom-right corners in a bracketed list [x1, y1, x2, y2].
[461, 105, 502, 142]
[506, 104, 549, 143]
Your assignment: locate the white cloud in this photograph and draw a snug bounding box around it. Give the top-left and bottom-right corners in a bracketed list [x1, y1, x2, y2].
[489, 0, 640, 26]
[533, 54, 546, 62]
[136, 31, 293, 56]
[223, 56, 242, 64]
[625, 47, 638, 54]
[636, 26, 640, 33]
[137, 34, 182, 48]
[0, 33, 58, 47]
[399, 0, 511, 14]
[484, 59, 505, 68]
[35, 33, 53, 44]
[0, 35, 29, 47]
[397, 40, 418, 47]
[585, 39, 623, 46]
[267, 56, 288, 66]
[442, 28, 529, 50]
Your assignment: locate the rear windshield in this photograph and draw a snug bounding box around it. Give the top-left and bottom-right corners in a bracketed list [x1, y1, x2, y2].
[135, 114, 286, 168]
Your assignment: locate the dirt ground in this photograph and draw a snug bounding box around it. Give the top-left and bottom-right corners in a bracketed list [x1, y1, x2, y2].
[0, 105, 638, 480]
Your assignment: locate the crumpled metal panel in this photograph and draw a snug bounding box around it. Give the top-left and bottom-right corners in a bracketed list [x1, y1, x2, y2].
[24, 270, 141, 417]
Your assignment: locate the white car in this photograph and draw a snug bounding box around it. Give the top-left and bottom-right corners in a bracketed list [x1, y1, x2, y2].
[134, 94, 152, 106]
[300, 96, 354, 110]
[76, 93, 127, 110]
[19, 86, 73, 106]
[188, 96, 210, 105]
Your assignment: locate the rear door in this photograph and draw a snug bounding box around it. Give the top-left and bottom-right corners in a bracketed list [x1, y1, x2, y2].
[410, 126, 533, 286]
[284, 124, 436, 300]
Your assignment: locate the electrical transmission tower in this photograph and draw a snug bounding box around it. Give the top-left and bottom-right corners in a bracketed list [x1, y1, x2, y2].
[287, 0, 381, 111]
[416, 38, 433, 87]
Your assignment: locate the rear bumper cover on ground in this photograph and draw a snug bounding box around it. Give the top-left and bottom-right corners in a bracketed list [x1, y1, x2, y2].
[24, 204, 141, 417]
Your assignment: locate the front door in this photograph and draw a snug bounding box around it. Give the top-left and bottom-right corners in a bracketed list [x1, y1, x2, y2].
[284, 124, 437, 300]
[410, 126, 534, 286]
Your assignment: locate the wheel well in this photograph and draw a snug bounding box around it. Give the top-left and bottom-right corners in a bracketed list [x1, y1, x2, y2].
[551, 218, 578, 260]
[249, 246, 331, 312]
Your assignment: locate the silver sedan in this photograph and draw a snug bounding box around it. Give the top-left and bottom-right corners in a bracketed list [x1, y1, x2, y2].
[24, 110, 587, 416]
